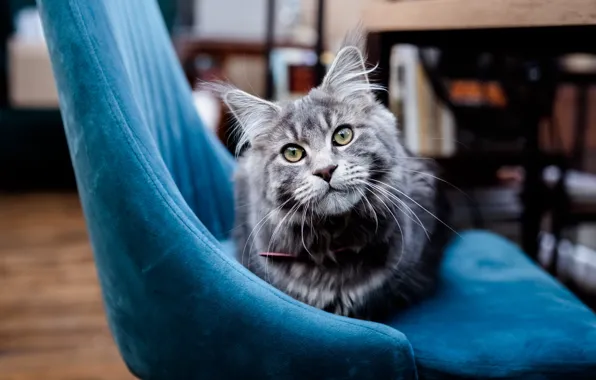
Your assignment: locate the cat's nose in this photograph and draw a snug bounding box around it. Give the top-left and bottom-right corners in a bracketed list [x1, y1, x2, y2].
[313, 165, 338, 182]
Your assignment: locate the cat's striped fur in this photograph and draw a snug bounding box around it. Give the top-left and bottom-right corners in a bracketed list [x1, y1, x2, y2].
[213, 30, 451, 320]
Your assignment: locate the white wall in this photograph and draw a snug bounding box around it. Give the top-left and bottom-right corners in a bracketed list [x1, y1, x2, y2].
[194, 0, 267, 41]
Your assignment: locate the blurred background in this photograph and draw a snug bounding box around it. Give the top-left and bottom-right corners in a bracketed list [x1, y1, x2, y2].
[2, 0, 596, 378]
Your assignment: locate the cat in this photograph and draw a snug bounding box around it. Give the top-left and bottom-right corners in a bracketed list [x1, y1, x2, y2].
[210, 30, 452, 321]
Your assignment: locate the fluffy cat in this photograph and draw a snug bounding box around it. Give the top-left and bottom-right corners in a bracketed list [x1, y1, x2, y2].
[211, 31, 451, 321]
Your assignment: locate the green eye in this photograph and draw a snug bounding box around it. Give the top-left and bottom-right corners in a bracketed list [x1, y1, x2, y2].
[282, 144, 305, 163]
[333, 126, 354, 146]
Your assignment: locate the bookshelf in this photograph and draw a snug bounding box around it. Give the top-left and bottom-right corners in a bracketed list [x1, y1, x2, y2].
[364, 0, 596, 32]
[363, 0, 596, 262]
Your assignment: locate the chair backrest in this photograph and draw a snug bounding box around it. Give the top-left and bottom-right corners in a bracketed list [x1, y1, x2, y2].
[38, 1, 416, 379]
[38, 0, 235, 240]
[38, 0, 238, 375]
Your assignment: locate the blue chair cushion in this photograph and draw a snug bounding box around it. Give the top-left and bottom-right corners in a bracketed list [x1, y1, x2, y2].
[388, 231, 596, 379]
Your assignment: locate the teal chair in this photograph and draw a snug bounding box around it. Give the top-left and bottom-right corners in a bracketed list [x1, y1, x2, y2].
[38, 0, 596, 378]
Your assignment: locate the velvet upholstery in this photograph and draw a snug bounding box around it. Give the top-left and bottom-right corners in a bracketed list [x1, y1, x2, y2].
[37, 0, 596, 379]
[390, 231, 596, 379]
[37, 0, 415, 379]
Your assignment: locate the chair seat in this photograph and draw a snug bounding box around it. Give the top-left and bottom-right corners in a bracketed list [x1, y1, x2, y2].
[388, 231, 596, 379]
[221, 231, 596, 378]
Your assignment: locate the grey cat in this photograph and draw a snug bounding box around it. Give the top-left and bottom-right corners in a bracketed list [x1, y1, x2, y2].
[211, 31, 451, 321]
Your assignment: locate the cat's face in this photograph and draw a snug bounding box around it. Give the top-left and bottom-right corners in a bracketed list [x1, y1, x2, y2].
[250, 91, 399, 216]
[217, 34, 404, 216]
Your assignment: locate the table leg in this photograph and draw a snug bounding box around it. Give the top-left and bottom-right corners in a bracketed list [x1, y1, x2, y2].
[314, 0, 326, 86]
[520, 59, 557, 260]
[521, 110, 543, 259]
[264, 0, 276, 99]
[550, 166, 567, 275]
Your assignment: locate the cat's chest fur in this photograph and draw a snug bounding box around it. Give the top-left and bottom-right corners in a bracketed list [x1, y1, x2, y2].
[247, 207, 401, 314]
[259, 210, 392, 264]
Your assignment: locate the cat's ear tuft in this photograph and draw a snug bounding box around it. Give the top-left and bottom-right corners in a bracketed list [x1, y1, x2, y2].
[203, 82, 280, 152]
[320, 27, 380, 101]
[223, 88, 280, 128]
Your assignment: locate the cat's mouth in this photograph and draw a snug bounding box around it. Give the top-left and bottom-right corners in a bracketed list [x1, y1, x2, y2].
[315, 186, 363, 216]
[327, 185, 348, 193]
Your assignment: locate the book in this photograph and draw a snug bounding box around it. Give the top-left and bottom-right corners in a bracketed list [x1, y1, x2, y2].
[390, 44, 455, 157]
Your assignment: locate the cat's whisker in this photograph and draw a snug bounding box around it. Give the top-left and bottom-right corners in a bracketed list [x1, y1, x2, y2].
[293, 192, 309, 203]
[369, 178, 460, 237]
[359, 180, 430, 239]
[340, 174, 370, 185]
[370, 183, 430, 239]
[266, 202, 300, 254]
[373, 155, 435, 161]
[242, 198, 292, 267]
[293, 183, 311, 197]
[300, 201, 315, 260]
[368, 167, 470, 200]
[257, 205, 293, 281]
[365, 180, 424, 222]
[308, 200, 316, 240]
[367, 178, 436, 229]
[398, 156, 435, 160]
[373, 189, 429, 242]
[265, 202, 304, 282]
[356, 187, 378, 233]
[366, 187, 406, 261]
[294, 187, 322, 204]
[360, 185, 412, 274]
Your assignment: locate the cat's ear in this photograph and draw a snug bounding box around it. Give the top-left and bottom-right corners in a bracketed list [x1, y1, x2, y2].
[320, 29, 378, 101]
[206, 82, 280, 149]
[223, 88, 280, 131]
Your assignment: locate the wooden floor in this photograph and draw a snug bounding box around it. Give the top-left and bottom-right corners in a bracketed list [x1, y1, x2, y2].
[0, 193, 134, 380]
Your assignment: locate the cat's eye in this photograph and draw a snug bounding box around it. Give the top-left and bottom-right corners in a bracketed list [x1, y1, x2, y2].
[332, 126, 354, 146]
[282, 144, 306, 163]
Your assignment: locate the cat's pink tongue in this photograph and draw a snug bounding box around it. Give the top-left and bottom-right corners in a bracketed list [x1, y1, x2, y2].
[259, 252, 296, 258]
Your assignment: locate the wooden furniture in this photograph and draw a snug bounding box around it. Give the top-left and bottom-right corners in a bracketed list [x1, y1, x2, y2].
[174, 35, 311, 85]
[363, 0, 596, 261]
[364, 0, 596, 31]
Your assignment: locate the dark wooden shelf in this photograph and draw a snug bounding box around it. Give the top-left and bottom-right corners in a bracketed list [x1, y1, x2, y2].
[174, 35, 312, 62]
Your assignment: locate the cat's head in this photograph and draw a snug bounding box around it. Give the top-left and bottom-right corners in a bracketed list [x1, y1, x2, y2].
[213, 31, 404, 217]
